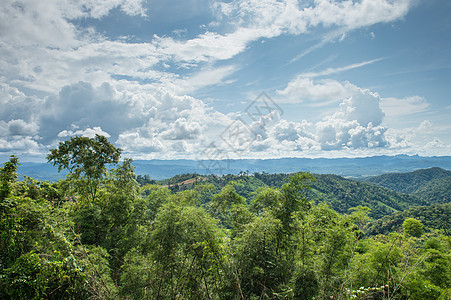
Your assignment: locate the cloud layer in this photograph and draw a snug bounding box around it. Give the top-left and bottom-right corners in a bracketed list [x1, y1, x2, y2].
[1, 0, 448, 160]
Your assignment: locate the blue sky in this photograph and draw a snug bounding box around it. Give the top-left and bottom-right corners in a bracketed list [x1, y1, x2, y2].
[0, 0, 450, 161]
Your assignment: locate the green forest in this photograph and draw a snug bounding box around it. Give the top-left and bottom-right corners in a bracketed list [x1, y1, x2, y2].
[1, 135, 450, 299]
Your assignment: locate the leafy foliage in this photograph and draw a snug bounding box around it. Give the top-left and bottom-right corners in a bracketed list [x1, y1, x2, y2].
[0, 155, 19, 201]
[47, 134, 122, 204]
[164, 171, 427, 219]
[366, 167, 451, 204]
[365, 203, 451, 236]
[1, 138, 450, 299]
[403, 218, 424, 237]
[47, 135, 122, 180]
[308, 174, 427, 219]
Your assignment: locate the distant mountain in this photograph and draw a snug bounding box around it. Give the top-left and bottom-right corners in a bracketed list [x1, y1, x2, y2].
[14, 155, 451, 181]
[132, 155, 451, 180]
[365, 167, 451, 204]
[364, 203, 451, 236]
[17, 162, 68, 182]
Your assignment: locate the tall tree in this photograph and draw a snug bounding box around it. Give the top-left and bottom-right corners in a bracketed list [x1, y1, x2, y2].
[0, 155, 19, 201]
[47, 134, 121, 204]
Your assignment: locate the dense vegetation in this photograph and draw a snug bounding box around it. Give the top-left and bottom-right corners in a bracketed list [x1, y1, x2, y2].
[1, 136, 450, 299]
[364, 203, 450, 236]
[366, 167, 451, 204]
[159, 172, 429, 220]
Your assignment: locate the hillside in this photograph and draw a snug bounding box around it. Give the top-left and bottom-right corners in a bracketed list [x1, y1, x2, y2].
[308, 174, 427, 219]
[366, 167, 451, 204]
[156, 172, 428, 219]
[364, 203, 451, 236]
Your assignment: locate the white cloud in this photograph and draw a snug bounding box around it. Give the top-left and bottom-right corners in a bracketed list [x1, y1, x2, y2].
[155, 31, 250, 63]
[0, 80, 233, 156]
[0, 120, 39, 137]
[384, 120, 448, 151]
[217, 0, 411, 37]
[272, 119, 315, 142]
[304, 0, 411, 29]
[334, 88, 385, 126]
[57, 127, 111, 139]
[156, 0, 411, 66]
[316, 119, 387, 150]
[3, 0, 446, 159]
[39, 82, 140, 141]
[0, 0, 412, 98]
[0, 136, 42, 154]
[299, 58, 383, 78]
[277, 78, 355, 103]
[418, 120, 433, 132]
[116, 131, 165, 153]
[425, 137, 449, 150]
[160, 118, 203, 140]
[384, 128, 412, 149]
[381, 95, 430, 118]
[0, 83, 42, 123]
[165, 65, 237, 95]
[315, 87, 387, 150]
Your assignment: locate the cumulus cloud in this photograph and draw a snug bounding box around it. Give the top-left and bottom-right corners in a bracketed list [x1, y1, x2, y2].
[228, 113, 317, 155]
[316, 87, 387, 150]
[384, 120, 449, 152]
[0, 120, 39, 137]
[334, 88, 385, 126]
[384, 128, 412, 149]
[277, 78, 355, 103]
[39, 82, 141, 142]
[425, 137, 449, 149]
[0, 79, 233, 156]
[273, 120, 315, 142]
[0, 136, 42, 154]
[57, 127, 111, 139]
[0, 83, 42, 123]
[161, 118, 203, 140]
[3, 0, 440, 159]
[116, 131, 164, 153]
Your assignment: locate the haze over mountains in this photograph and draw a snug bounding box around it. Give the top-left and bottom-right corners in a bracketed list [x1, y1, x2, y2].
[17, 154, 451, 181]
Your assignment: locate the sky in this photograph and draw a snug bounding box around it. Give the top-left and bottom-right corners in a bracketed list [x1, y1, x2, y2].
[1, 0, 450, 162]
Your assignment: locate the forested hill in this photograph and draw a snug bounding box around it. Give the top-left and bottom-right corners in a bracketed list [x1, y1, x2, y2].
[151, 171, 428, 219]
[254, 172, 428, 219]
[308, 174, 427, 219]
[364, 203, 451, 236]
[365, 167, 451, 204]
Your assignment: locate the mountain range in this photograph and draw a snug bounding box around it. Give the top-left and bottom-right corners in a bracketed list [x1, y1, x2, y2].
[15, 154, 451, 181]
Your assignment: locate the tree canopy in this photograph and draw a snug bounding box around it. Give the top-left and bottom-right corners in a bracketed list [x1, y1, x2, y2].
[47, 134, 121, 180]
[1, 136, 450, 299]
